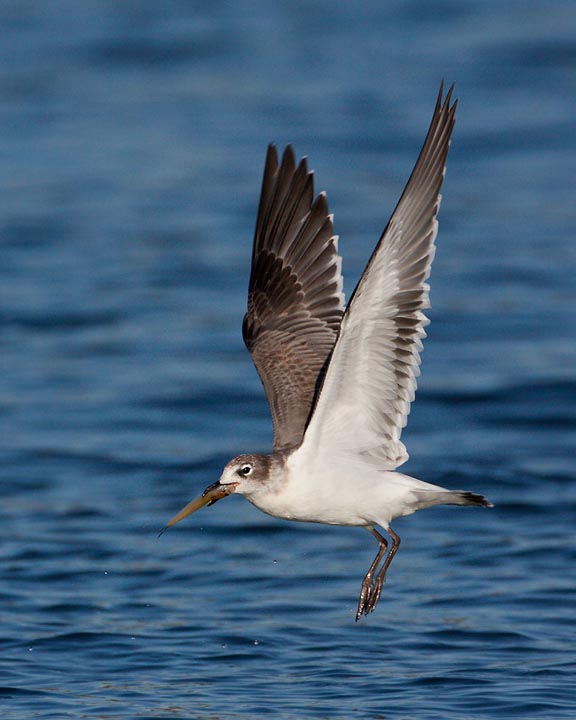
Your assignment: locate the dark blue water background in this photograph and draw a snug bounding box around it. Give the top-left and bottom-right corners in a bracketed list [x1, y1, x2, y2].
[1, 2, 575, 718]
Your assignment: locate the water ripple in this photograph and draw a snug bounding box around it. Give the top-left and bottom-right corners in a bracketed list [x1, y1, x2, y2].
[1, 1, 575, 718]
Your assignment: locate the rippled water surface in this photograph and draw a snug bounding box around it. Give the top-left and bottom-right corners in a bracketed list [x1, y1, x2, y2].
[2, 2, 576, 718]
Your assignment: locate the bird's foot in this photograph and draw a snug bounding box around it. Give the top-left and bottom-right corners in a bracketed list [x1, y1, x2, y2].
[355, 577, 386, 620]
[355, 577, 374, 621]
[366, 577, 385, 614]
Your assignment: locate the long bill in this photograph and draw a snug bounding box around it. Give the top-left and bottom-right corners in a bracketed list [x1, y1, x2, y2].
[159, 481, 238, 536]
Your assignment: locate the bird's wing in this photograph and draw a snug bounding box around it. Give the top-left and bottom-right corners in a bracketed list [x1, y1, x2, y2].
[300, 84, 457, 469]
[243, 144, 345, 452]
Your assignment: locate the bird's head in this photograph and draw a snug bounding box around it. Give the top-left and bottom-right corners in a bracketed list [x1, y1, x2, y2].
[160, 454, 271, 532]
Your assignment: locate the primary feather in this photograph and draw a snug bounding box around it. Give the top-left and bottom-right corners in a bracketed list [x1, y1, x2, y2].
[243, 145, 345, 452]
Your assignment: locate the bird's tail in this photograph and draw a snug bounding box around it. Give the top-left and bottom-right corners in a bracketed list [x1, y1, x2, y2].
[412, 489, 493, 510]
[429, 490, 493, 508]
[453, 490, 493, 507]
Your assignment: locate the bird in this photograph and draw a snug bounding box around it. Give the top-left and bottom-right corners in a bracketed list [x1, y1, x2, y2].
[161, 82, 492, 621]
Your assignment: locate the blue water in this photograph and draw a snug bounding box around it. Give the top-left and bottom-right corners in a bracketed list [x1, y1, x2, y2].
[2, 2, 575, 718]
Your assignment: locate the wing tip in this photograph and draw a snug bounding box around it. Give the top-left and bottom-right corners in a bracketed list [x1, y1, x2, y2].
[438, 79, 457, 108]
[265, 142, 279, 167]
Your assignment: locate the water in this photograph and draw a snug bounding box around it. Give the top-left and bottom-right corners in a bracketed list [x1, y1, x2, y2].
[1, 2, 575, 718]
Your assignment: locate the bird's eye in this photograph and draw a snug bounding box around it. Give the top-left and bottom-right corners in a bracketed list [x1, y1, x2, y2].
[239, 464, 253, 476]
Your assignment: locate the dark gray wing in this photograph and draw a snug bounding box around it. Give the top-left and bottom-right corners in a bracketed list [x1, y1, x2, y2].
[242, 145, 345, 452]
[301, 83, 457, 468]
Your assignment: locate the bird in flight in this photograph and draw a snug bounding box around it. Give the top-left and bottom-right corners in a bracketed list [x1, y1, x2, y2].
[162, 83, 492, 620]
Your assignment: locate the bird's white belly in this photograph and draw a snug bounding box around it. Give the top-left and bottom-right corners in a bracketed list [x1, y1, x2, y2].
[250, 478, 373, 526]
[247, 451, 419, 528]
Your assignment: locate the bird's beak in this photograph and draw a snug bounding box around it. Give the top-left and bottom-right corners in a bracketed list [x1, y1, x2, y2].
[160, 481, 238, 534]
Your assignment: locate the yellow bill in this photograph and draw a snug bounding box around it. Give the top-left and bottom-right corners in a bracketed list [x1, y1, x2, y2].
[159, 481, 238, 536]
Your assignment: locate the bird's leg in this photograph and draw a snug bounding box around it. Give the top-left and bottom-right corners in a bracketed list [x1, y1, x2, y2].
[365, 527, 401, 614]
[356, 528, 388, 622]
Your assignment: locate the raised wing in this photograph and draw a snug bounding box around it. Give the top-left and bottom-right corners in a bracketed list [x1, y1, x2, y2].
[243, 145, 345, 452]
[300, 83, 457, 468]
